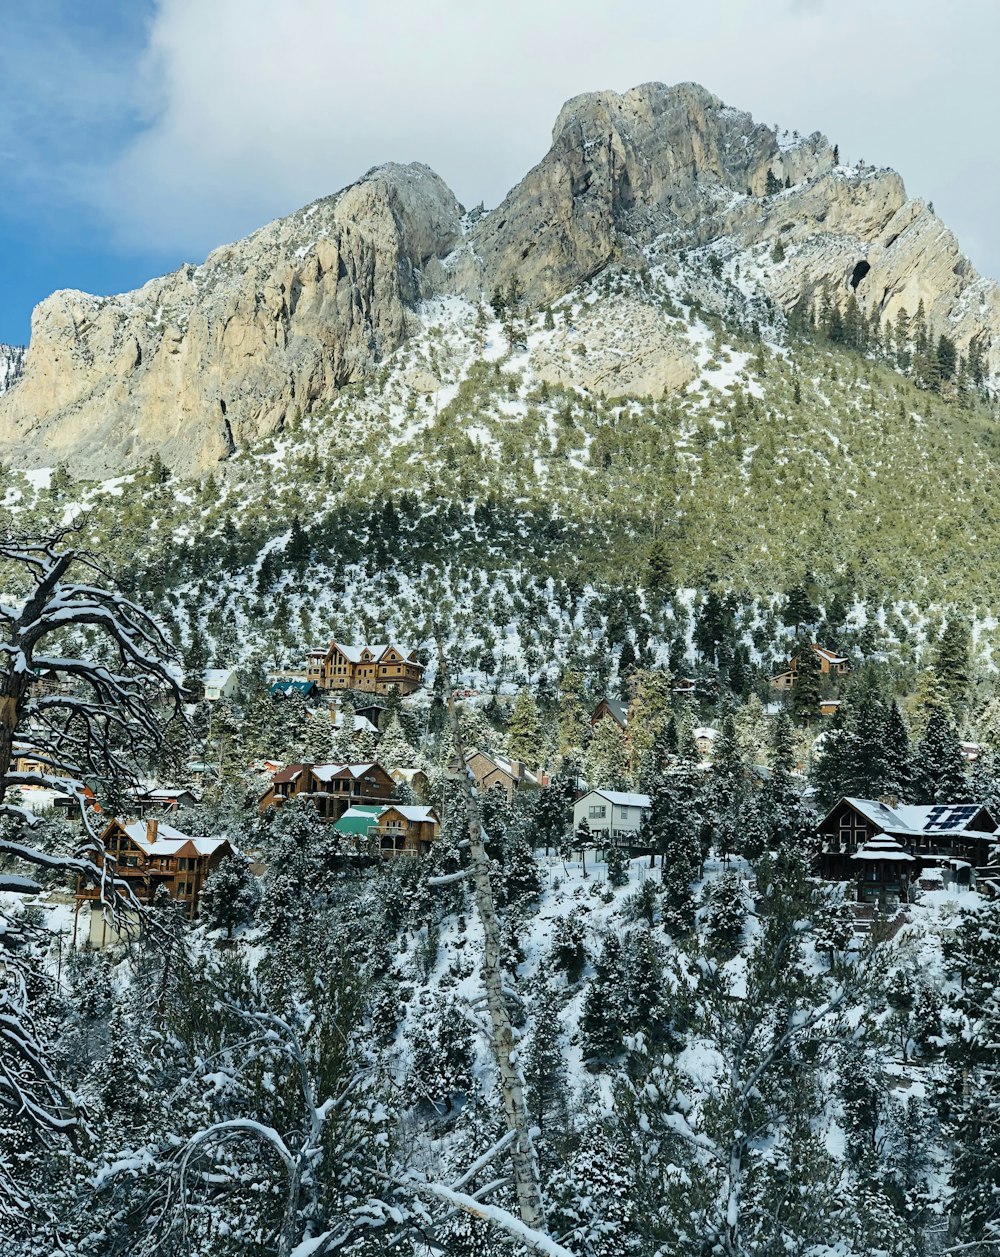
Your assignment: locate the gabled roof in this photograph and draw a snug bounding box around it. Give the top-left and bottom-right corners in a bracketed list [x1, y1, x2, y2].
[270, 679, 317, 697]
[838, 797, 995, 838]
[114, 820, 228, 859]
[204, 668, 236, 686]
[594, 697, 629, 725]
[309, 762, 380, 783]
[813, 645, 849, 665]
[272, 765, 304, 785]
[382, 805, 438, 823]
[331, 711, 379, 734]
[466, 749, 539, 785]
[587, 789, 651, 809]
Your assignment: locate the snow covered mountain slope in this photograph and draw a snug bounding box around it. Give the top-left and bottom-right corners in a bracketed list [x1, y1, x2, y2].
[1, 81, 998, 475]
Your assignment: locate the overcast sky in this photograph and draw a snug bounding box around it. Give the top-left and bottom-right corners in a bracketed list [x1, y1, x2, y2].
[1, 0, 998, 342]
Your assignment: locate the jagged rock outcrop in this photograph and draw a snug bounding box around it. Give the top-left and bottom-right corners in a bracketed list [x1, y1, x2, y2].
[453, 81, 834, 302]
[3, 80, 1000, 474]
[0, 163, 461, 474]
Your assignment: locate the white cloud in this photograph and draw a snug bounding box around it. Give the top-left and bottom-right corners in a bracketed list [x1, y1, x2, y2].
[79, 0, 1000, 280]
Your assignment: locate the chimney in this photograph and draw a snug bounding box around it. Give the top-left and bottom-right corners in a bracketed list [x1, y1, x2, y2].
[146, 818, 159, 843]
[510, 759, 524, 780]
[878, 794, 899, 810]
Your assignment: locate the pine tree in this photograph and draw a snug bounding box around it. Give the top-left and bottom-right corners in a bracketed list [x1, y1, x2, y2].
[704, 871, 748, 958]
[200, 856, 262, 938]
[580, 933, 628, 1061]
[525, 983, 568, 1135]
[586, 717, 630, 790]
[507, 687, 541, 766]
[934, 616, 972, 716]
[911, 708, 969, 803]
[791, 645, 823, 725]
[375, 714, 415, 771]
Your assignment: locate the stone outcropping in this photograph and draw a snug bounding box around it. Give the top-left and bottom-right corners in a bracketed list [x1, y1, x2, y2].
[0, 164, 461, 474]
[3, 81, 999, 474]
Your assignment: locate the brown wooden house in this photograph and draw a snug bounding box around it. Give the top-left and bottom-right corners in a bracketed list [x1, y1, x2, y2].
[260, 761, 396, 821]
[771, 644, 851, 691]
[816, 797, 998, 904]
[449, 749, 540, 804]
[306, 642, 424, 695]
[590, 698, 629, 731]
[75, 817, 234, 945]
[372, 805, 440, 857]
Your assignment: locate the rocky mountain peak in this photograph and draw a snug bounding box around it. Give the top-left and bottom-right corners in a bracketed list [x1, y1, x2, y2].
[1, 81, 997, 476]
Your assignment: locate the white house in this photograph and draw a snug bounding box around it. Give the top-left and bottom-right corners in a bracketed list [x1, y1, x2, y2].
[203, 668, 238, 701]
[573, 789, 651, 844]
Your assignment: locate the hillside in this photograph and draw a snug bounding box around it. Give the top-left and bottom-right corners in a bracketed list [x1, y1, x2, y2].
[5, 261, 1000, 687]
[1, 81, 997, 476]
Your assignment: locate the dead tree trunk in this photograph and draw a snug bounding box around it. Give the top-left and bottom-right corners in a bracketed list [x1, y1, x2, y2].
[436, 641, 543, 1228]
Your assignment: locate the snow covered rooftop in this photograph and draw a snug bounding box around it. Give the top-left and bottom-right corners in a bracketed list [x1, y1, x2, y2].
[590, 790, 651, 809]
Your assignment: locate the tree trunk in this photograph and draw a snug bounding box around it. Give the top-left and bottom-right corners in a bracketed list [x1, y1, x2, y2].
[437, 642, 544, 1228]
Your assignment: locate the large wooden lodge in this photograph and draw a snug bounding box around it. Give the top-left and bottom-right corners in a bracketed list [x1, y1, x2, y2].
[306, 642, 424, 695]
[260, 761, 397, 820]
[75, 817, 234, 947]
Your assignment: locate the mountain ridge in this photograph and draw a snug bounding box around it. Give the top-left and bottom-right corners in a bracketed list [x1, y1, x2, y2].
[1, 80, 996, 475]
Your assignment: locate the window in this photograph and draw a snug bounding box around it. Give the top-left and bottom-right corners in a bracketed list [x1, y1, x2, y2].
[588, 805, 607, 820]
[617, 806, 631, 821]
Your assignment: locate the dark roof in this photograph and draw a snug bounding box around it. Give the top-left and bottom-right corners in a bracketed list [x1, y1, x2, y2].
[270, 680, 317, 697]
[594, 697, 629, 725]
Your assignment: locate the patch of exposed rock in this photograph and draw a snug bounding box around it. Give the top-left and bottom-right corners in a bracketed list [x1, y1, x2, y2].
[531, 299, 696, 398]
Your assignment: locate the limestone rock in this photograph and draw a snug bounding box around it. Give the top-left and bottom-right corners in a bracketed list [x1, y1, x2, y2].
[0, 162, 462, 475]
[530, 299, 696, 398]
[4, 80, 1000, 475]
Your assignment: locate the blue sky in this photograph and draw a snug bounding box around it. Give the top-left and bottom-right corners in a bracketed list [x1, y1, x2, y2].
[3, 0, 1000, 345]
[0, 1, 177, 342]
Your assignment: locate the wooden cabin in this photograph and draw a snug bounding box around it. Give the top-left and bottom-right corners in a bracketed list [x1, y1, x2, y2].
[306, 642, 424, 695]
[816, 797, 997, 900]
[75, 817, 234, 945]
[260, 761, 396, 820]
[590, 698, 629, 731]
[771, 644, 851, 691]
[372, 805, 440, 857]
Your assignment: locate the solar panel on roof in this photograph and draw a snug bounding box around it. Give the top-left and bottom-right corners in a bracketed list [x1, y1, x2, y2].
[924, 804, 978, 831]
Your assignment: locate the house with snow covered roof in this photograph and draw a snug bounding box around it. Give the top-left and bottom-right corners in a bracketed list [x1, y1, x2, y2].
[817, 797, 999, 902]
[306, 642, 424, 695]
[573, 789, 651, 846]
[449, 749, 540, 804]
[334, 803, 440, 857]
[590, 698, 629, 731]
[203, 668, 238, 701]
[75, 817, 235, 947]
[260, 761, 396, 821]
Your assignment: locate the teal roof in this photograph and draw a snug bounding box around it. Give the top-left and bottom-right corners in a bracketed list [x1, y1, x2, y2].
[334, 814, 379, 836]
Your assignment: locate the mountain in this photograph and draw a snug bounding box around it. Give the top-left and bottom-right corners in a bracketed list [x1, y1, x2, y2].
[1, 81, 997, 476]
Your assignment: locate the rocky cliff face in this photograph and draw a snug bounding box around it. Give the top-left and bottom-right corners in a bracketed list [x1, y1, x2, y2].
[2, 81, 998, 474]
[0, 163, 461, 474]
